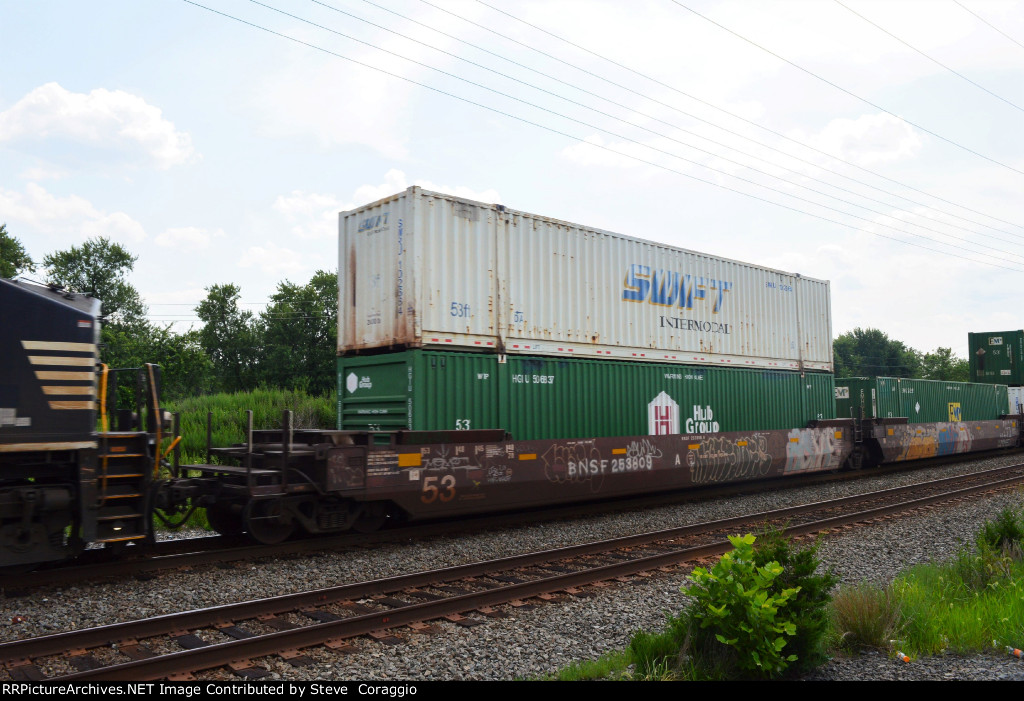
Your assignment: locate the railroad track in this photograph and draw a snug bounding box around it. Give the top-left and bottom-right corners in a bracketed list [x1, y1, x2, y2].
[4, 450, 1007, 591]
[3, 462, 1023, 681]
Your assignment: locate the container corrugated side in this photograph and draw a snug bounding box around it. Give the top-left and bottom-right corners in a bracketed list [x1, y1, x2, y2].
[1008, 386, 1024, 414]
[339, 187, 832, 371]
[968, 331, 1024, 385]
[835, 377, 1008, 422]
[339, 350, 835, 441]
[834, 377, 874, 420]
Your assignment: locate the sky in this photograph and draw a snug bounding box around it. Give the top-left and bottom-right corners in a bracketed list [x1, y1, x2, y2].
[3, 0, 1024, 363]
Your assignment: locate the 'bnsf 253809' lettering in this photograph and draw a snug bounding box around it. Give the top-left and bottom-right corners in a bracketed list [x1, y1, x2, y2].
[568, 456, 654, 476]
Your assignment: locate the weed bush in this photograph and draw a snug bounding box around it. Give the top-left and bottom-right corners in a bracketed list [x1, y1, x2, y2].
[685, 534, 801, 678]
[829, 582, 903, 650]
[976, 507, 1024, 560]
[625, 532, 837, 680]
[752, 528, 838, 671]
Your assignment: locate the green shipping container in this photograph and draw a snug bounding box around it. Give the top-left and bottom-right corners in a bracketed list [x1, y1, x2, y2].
[835, 377, 1008, 423]
[968, 331, 1024, 385]
[339, 350, 835, 440]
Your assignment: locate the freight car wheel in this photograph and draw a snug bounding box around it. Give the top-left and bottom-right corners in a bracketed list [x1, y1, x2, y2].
[206, 504, 244, 536]
[352, 502, 388, 534]
[243, 499, 294, 545]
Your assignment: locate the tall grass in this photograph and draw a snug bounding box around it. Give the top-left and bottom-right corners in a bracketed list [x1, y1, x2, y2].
[894, 557, 1024, 656]
[830, 582, 904, 650]
[164, 388, 335, 463]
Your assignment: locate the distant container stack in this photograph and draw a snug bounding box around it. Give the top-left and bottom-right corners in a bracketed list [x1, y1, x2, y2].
[338, 187, 836, 439]
[968, 331, 1024, 385]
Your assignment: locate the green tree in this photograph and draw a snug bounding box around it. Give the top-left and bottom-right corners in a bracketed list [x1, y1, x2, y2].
[103, 324, 215, 401]
[196, 283, 262, 393]
[918, 347, 969, 382]
[833, 327, 920, 378]
[0, 223, 35, 278]
[258, 271, 337, 395]
[42, 236, 147, 328]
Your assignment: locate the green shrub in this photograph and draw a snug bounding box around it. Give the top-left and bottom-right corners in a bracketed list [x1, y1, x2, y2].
[752, 529, 839, 671]
[685, 533, 801, 679]
[951, 543, 1014, 591]
[829, 582, 903, 650]
[976, 507, 1024, 561]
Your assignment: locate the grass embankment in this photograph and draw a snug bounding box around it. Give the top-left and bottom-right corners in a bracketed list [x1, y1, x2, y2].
[833, 506, 1024, 660]
[164, 388, 335, 463]
[548, 506, 1024, 681]
[154, 389, 335, 529]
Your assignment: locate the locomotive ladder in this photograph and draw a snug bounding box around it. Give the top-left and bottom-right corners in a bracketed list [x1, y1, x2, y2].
[94, 432, 152, 545]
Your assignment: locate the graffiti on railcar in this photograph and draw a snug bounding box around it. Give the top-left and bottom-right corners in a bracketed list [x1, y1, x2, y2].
[622, 438, 664, 468]
[784, 428, 846, 474]
[687, 433, 773, 484]
[540, 441, 606, 492]
[486, 464, 513, 483]
[893, 423, 971, 461]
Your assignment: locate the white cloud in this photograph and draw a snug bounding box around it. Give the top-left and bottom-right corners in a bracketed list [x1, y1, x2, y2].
[18, 165, 70, 180]
[154, 226, 222, 249]
[796, 113, 923, 167]
[0, 82, 196, 169]
[0, 183, 146, 241]
[273, 191, 343, 240]
[239, 242, 305, 277]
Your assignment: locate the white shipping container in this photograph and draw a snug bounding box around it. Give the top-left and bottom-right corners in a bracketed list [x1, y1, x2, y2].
[339, 187, 833, 371]
[1008, 386, 1024, 414]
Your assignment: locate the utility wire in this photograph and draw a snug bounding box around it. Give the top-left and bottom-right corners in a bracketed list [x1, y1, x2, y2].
[303, 0, 1024, 256]
[953, 0, 1024, 52]
[180, 0, 1024, 273]
[469, 0, 1024, 233]
[348, 0, 1024, 250]
[667, 0, 1024, 176]
[241, 0, 1024, 267]
[835, 0, 1024, 114]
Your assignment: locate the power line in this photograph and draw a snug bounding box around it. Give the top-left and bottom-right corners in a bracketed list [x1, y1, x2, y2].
[240, 0, 1024, 267]
[295, 0, 1024, 258]
[180, 0, 1024, 272]
[667, 0, 1024, 176]
[835, 0, 1024, 114]
[468, 0, 1024, 233]
[343, 0, 1024, 252]
[953, 0, 1024, 53]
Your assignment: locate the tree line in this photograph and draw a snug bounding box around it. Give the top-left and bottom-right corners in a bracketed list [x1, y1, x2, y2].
[832, 327, 969, 382]
[2, 224, 973, 400]
[1, 226, 336, 400]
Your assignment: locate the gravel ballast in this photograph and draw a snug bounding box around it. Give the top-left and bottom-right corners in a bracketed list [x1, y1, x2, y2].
[3, 453, 1024, 681]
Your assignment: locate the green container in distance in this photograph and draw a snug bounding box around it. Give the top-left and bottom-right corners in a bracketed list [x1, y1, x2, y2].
[834, 377, 1008, 423]
[968, 331, 1024, 385]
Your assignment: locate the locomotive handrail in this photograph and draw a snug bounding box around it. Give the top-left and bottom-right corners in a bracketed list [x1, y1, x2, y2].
[98, 364, 109, 433]
[146, 363, 162, 479]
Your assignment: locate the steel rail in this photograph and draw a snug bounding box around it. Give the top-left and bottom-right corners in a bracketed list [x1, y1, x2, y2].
[4, 462, 1021, 663]
[5, 466, 1022, 680]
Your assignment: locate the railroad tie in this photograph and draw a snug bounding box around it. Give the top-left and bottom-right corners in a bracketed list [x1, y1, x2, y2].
[301, 608, 343, 623]
[6, 663, 45, 682]
[279, 649, 316, 667]
[443, 613, 484, 628]
[228, 660, 272, 679]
